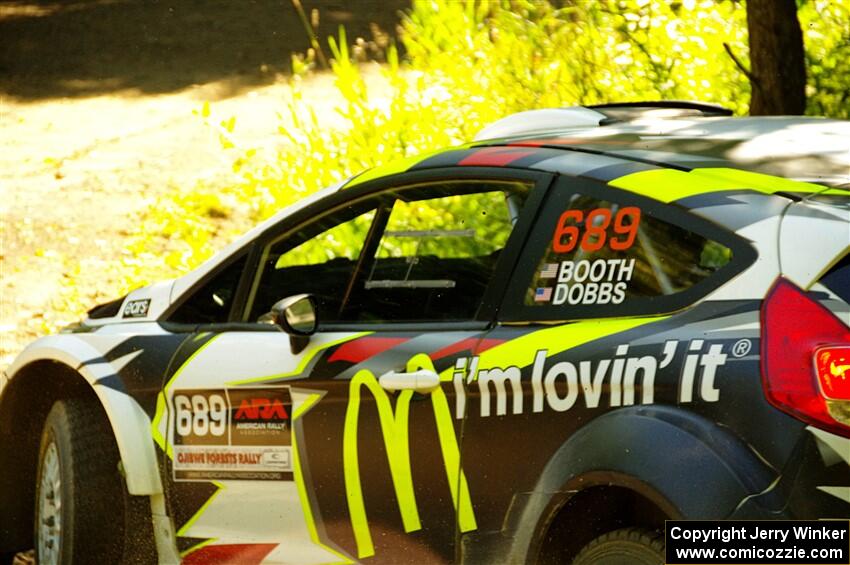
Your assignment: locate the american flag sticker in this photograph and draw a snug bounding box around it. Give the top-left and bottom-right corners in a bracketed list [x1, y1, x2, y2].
[539, 263, 558, 279]
[534, 287, 553, 302]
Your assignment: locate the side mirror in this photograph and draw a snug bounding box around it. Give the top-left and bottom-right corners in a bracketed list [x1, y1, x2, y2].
[263, 294, 318, 355]
[270, 294, 318, 336]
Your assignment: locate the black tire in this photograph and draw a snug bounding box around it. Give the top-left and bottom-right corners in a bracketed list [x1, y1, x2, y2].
[34, 398, 156, 564]
[573, 527, 665, 565]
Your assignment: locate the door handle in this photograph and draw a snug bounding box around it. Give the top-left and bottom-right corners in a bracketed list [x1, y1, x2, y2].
[379, 369, 441, 393]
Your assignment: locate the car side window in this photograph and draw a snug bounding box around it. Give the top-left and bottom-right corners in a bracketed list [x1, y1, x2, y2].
[502, 179, 754, 321]
[528, 192, 731, 306]
[169, 254, 248, 324]
[245, 179, 532, 326]
[342, 186, 528, 323]
[247, 206, 379, 323]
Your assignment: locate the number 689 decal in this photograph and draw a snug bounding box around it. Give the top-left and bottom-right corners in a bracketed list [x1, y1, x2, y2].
[170, 387, 293, 448]
[174, 392, 227, 438]
[553, 206, 641, 253]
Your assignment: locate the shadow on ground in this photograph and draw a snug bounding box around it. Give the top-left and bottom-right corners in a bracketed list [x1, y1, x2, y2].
[0, 0, 409, 100]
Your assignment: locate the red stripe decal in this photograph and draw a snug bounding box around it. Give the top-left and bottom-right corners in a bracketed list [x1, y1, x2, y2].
[458, 147, 535, 167]
[327, 337, 410, 364]
[182, 543, 278, 565]
[508, 137, 632, 147]
[431, 338, 504, 360]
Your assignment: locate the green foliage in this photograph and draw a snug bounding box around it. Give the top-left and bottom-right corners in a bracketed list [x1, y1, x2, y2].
[275, 210, 376, 269]
[800, 0, 850, 118]
[124, 0, 850, 293]
[401, 0, 752, 122]
[377, 188, 520, 260]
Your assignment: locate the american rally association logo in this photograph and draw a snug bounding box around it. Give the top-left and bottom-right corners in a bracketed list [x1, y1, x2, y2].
[234, 396, 290, 423]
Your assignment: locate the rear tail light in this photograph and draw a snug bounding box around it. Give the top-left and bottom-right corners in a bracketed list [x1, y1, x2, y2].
[761, 278, 850, 437]
[814, 346, 850, 400]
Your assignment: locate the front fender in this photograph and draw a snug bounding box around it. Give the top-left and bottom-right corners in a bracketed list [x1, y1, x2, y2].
[3, 333, 166, 495]
[502, 405, 779, 562]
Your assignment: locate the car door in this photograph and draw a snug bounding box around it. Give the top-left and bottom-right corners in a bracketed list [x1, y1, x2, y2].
[157, 170, 551, 564]
[456, 175, 759, 561]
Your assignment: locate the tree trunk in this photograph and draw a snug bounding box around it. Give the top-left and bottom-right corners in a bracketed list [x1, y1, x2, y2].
[746, 0, 806, 115]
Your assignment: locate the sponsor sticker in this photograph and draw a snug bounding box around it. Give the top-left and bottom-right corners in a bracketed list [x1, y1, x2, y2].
[123, 298, 151, 318]
[171, 387, 293, 480]
[535, 206, 642, 306]
[451, 339, 726, 419]
[552, 206, 641, 254]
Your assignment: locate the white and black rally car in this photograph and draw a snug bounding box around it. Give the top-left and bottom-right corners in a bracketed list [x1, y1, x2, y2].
[1, 102, 849, 564]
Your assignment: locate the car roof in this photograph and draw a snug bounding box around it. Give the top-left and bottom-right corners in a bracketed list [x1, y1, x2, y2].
[345, 105, 849, 195]
[480, 114, 850, 189]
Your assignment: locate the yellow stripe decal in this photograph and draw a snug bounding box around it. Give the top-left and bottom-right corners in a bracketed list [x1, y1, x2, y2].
[344, 142, 477, 189]
[475, 317, 666, 371]
[179, 537, 219, 558]
[693, 168, 827, 194]
[151, 392, 168, 451]
[225, 332, 370, 386]
[344, 149, 445, 188]
[610, 167, 826, 203]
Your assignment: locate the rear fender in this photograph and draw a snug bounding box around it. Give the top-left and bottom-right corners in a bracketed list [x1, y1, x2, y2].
[503, 405, 779, 562]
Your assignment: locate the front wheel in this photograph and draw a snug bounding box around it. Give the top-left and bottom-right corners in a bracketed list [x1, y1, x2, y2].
[573, 527, 665, 565]
[35, 398, 154, 564]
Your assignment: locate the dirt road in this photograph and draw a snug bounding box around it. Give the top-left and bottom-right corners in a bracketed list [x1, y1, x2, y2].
[0, 1, 405, 367]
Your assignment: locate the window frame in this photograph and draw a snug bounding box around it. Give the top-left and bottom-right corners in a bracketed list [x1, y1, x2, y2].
[165, 167, 554, 330]
[499, 174, 758, 323]
[160, 248, 254, 331]
[243, 195, 390, 324]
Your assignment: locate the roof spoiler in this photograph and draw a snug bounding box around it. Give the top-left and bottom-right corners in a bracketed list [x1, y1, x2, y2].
[473, 107, 606, 141]
[587, 100, 733, 116]
[473, 101, 734, 141]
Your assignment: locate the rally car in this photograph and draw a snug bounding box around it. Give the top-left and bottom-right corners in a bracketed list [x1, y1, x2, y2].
[1, 101, 849, 565]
